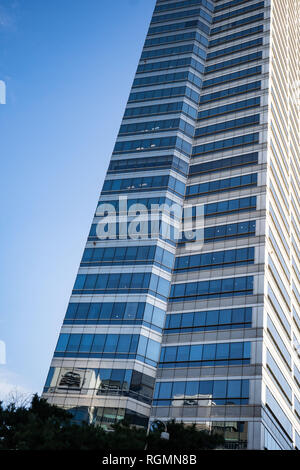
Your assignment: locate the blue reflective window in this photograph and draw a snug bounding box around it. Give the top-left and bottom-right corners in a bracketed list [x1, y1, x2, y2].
[151, 8, 211, 25]
[108, 155, 188, 176]
[91, 335, 106, 352]
[65, 304, 78, 319]
[202, 196, 257, 218]
[170, 276, 253, 302]
[203, 66, 261, 89]
[159, 342, 250, 368]
[56, 334, 69, 352]
[129, 335, 139, 353]
[133, 70, 202, 89]
[75, 303, 89, 319]
[104, 334, 119, 352]
[175, 246, 255, 272]
[113, 137, 192, 157]
[213, 2, 264, 23]
[119, 118, 194, 138]
[209, 25, 263, 46]
[79, 334, 93, 352]
[213, 381, 227, 398]
[164, 346, 177, 362]
[137, 57, 204, 75]
[200, 82, 261, 104]
[177, 345, 190, 361]
[202, 344, 216, 360]
[111, 303, 125, 320]
[186, 173, 257, 198]
[100, 303, 113, 319]
[192, 133, 259, 156]
[199, 381, 213, 395]
[189, 152, 258, 176]
[227, 380, 241, 398]
[216, 343, 230, 360]
[128, 87, 200, 105]
[74, 275, 86, 290]
[84, 274, 97, 289]
[194, 115, 260, 137]
[149, 19, 210, 37]
[145, 30, 209, 48]
[230, 342, 243, 358]
[154, 0, 213, 14]
[207, 38, 263, 60]
[172, 381, 186, 398]
[211, 13, 264, 35]
[44, 367, 55, 388]
[137, 336, 148, 357]
[141, 44, 206, 61]
[190, 344, 203, 361]
[154, 378, 249, 405]
[124, 101, 197, 120]
[186, 381, 199, 397]
[198, 98, 260, 119]
[152, 307, 165, 328]
[205, 52, 262, 74]
[67, 334, 81, 352]
[146, 339, 161, 363]
[158, 382, 173, 399]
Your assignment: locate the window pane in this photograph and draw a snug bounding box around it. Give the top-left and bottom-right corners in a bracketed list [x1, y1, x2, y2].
[79, 334, 93, 352]
[190, 344, 203, 361]
[172, 381, 186, 399]
[88, 303, 101, 319]
[146, 339, 160, 362]
[199, 380, 213, 395]
[159, 382, 172, 399]
[169, 314, 181, 328]
[65, 304, 78, 319]
[164, 346, 177, 362]
[91, 335, 106, 352]
[177, 345, 190, 361]
[216, 343, 230, 359]
[137, 336, 148, 357]
[203, 344, 216, 360]
[213, 380, 227, 398]
[100, 303, 113, 319]
[185, 381, 199, 398]
[124, 303, 138, 319]
[227, 380, 241, 398]
[76, 303, 90, 319]
[56, 334, 69, 352]
[230, 342, 243, 358]
[67, 334, 81, 352]
[104, 335, 119, 352]
[117, 335, 132, 353]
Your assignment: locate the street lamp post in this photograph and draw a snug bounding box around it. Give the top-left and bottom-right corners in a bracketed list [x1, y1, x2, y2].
[144, 419, 170, 450]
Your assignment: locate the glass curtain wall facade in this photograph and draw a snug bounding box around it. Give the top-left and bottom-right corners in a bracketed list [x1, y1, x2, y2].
[42, 0, 300, 450]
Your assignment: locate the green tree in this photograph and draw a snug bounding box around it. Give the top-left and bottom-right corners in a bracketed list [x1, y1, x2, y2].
[147, 420, 224, 451]
[0, 394, 224, 450]
[0, 394, 107, 450]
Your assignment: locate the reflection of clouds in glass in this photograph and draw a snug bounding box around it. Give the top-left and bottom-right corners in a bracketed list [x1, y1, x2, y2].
[172, 394, 213, 407]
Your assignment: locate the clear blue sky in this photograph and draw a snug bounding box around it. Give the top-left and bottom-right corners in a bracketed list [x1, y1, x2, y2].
[0, 0, 156, 399]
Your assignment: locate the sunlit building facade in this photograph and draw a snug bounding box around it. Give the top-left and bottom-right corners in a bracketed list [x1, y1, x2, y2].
[43, 0, 300, 450]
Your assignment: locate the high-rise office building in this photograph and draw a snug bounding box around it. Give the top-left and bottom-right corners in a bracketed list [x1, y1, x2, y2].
[42, 0, 300, 450]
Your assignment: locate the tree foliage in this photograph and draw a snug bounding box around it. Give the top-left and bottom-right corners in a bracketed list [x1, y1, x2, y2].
[147, 420, 224, 451]
[0, 394, 224, 450]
